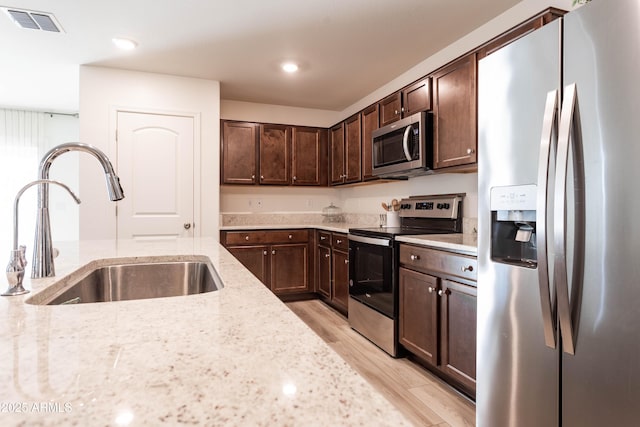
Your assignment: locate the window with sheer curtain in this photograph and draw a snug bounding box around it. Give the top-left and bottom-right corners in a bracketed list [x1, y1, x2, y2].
[0, 109, 79, 257]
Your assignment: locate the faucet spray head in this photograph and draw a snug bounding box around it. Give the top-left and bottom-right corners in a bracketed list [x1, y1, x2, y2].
[106, 173, 125, 201]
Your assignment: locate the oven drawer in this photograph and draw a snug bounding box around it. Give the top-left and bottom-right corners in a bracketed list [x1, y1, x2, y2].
[223, 229, 309, 245]
[399, 244, 477, 282]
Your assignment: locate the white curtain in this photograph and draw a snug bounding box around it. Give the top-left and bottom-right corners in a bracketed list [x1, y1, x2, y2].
[0, 109, 79, 257]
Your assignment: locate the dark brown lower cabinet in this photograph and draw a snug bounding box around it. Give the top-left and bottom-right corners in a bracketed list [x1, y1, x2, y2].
[270, 244, 309, 294]
[226, 246, 269, 285]
[398, 244, 477, 398]
[317, 244, 331, 298]
[315, 230, 349, 315]
[221, 230, 312, 297]
[331, 249, 349, 313]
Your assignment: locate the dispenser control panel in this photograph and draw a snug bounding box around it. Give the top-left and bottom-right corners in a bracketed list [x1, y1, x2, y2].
[490, 184, 537, 211]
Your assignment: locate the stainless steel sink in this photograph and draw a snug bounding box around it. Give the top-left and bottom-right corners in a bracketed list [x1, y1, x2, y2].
[28, 257, 224, 305]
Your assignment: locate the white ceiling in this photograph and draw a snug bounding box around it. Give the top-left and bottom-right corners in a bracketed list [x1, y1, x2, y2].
[0, 0, 522, 113]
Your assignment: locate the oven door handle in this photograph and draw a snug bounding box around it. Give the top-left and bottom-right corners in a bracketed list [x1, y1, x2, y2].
[348, 234, 392, 247]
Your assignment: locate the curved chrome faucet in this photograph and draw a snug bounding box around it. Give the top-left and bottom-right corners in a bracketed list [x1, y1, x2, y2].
[3, 179, 81, 296]
[32, 143, 125, 279]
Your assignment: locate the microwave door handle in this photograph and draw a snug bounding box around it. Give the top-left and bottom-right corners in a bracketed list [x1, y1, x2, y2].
[402, 125, 413, 161]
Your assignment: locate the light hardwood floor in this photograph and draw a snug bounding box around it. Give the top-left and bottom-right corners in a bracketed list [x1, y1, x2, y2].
[286, 299, 476, 427]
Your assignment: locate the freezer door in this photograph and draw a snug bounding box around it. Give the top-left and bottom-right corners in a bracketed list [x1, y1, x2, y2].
[562, 0, 640, 425]
[477, 20, 561, 427]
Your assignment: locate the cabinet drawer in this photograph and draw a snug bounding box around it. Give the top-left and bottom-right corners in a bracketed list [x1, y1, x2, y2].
[317, 230, 332, 246]
[332, 233, 348, 251]
[399, 244, 477, 282]
[223, 229, 309, 246]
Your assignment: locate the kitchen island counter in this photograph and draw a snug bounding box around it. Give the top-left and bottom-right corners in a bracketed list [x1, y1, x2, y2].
[0, 238, 410, 426]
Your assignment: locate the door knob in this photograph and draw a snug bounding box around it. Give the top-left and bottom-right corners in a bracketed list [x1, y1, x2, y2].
[184, 223, 191, 230]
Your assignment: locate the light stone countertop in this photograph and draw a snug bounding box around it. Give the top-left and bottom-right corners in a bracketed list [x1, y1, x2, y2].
[220, 222, 358, 234]
[221, 224, 478, 255]
[396, 234, 478, 256]
[0, 238, 411, 426]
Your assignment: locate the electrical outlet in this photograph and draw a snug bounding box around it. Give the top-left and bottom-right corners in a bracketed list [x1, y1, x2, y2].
[256, 199, 263, 210]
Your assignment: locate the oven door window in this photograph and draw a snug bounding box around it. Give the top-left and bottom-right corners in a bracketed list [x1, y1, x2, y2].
[349, 241, 394, 317]
[372, 122, 420, 167]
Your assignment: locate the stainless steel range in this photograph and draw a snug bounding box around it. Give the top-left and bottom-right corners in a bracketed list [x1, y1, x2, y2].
[347, 194, 464, 357]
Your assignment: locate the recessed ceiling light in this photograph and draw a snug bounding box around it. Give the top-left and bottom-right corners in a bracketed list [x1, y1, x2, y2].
[282, 62, 299, 73]
[112, 37, 137, 50]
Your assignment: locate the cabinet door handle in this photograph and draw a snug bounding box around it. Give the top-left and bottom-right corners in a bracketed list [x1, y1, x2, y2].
[293, 176, 297, 181]
[251, 174, 255, 179]
[320, 236, 326, 240]
[260, 175, 264, 180]
[271, 250, 276, 255]
[288, 234, 293, 239]
[410, 254, 420, 261]
[466, 148, 475, 155]
[344, 259, 349, 264]
[438, 290, 444, 297]
[461, 265, 474, 272]
[245, 236, 250, 241]
[263, 250, 268, 256]
[336, 239, 342, 244]
[324, 253, 330, 258]
[428, 286, 435, 293]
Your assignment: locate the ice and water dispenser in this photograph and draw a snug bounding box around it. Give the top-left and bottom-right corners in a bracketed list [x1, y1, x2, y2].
[490, 184, 538, 268]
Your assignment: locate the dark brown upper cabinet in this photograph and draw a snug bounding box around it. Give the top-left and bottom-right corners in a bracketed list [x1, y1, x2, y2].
[431, 53, 477, 170]
[344, 113, 362, 183]
[329, 122, 345, 185]
[291, 127, 328, 186]
[259, 124, 290, 185]
[379, 91, 402, 127]
[402, 78, 432, 117]
[221, 121, 258, 184]
[361, 104, 379, 181]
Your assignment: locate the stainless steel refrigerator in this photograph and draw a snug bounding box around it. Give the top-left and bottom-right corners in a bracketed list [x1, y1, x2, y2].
[477, 0, 640, 426]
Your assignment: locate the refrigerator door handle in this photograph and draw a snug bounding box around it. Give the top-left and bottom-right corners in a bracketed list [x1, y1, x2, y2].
[536, 89, 559, 349]
[554, 83, 586, 355]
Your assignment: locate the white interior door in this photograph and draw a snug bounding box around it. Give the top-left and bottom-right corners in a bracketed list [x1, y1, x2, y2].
[116, 111, 195, 240]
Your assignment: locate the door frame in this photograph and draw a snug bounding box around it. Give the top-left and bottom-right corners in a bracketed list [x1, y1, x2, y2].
[110, 106, 202, 238]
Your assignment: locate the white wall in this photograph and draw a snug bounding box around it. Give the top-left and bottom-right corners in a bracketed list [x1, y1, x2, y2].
[79, 66, 220, 239]
[219, 0, 573, 220]
[221, 100, 340, 128]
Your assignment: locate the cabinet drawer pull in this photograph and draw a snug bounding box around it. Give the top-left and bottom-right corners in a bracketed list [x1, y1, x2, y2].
[245, 236, 250, 241]
[410, 254, 420, 261]
[336, 239, 342, 244]
[344, 259, 349, 264]
[288, 234, 293, 239]
[324, 254, 330, 258]
[461, 265, 474, 272]
[428, 286, 435, 293]
[320, 236, 326, 240]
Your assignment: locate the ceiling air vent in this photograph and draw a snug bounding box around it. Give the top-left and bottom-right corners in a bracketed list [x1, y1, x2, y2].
[2, 7, 64, 32]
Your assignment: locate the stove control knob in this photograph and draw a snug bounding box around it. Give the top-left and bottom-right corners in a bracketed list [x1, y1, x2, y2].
[443, 203, 450, 209]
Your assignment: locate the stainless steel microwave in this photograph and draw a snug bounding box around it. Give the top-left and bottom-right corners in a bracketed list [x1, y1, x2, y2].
[371, 111, 432, 178]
